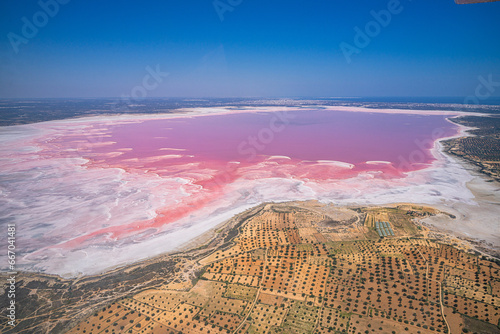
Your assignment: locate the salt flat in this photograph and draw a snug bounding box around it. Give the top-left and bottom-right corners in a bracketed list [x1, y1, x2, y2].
[0, 106, 497, 277]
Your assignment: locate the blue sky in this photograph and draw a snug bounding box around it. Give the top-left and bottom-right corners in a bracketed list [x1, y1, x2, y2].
[0, 0, 499, 98]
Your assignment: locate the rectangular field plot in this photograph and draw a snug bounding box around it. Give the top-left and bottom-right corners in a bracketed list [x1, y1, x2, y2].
[203, 273, 260, 287]
[67, 302, 152, 334]
[317, 307, 349, 333]
[198, 295, 248, 318]
[347, 314, 436, 334]
[224, 283, 258, 301]
[248, 303, 288, 333]
[258, 292, 288, 306]
[208, 310, 243, 332]
[131, 290, 184, 311]
[281, 300, 319, 334]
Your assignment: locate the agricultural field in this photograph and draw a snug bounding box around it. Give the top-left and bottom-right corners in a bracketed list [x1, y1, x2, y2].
[444, 115, 500, 181]
[67, 202, 500, 334]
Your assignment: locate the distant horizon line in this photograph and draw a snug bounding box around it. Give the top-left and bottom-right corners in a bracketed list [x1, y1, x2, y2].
[1, 96, 500, 100]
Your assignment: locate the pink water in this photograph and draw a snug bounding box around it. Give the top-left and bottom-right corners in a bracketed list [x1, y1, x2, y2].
[50, 109, 455, 173]
[0, 106, 469, 275]
[29, 109, 457, 249]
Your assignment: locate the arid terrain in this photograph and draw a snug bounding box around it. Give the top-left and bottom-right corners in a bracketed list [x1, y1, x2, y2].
[4, 201, 498, 334]
[443, 115, 500, 182]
